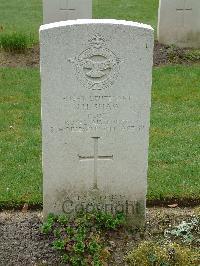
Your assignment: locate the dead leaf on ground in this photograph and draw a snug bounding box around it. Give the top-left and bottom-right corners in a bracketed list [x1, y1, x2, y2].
[22, 203, 28, 213]
[168, 204, 178, 208]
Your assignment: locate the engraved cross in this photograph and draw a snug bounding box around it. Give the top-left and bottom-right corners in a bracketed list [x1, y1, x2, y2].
[176, 0, 192, 27]
[60, 0, 76, 11]
[78, 137, 113, 190]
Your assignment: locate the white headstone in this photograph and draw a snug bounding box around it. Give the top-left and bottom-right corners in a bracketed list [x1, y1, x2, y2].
[43, 0, 92, 24]
[40, 19, 154, 226]
[158, 0, 200, 48]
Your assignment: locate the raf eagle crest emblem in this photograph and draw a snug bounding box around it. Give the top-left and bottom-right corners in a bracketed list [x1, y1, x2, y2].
[68, 34, 121, 90]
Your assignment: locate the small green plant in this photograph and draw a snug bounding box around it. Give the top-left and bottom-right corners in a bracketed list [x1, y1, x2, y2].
[95, 211, 125, 229]
[41, 213, 56, 234]
[58, 214, 69, 225]
[167, 45, 181, 63]
[41, 211, 125, 265]
[167, 44, 200, 63]
[52, 239, 65, 250]
[126, 241, 200, 266]
[0, 32, 29, 53]
[183, 50, 200, 62]
[88, 239, 101, 255]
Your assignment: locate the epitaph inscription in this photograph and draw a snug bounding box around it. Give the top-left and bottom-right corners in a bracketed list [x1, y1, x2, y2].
[69, 34, 121, 90]
[50, 94, 146, 134]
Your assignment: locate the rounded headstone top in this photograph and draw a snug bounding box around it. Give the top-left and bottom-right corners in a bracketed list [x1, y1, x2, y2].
[40, 19, 154, 32]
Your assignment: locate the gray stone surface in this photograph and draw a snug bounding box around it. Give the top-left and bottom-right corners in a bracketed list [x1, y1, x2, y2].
[40, 19, 154, 226]
[43, 0, 92, 24]
[158, 0, 200, 48]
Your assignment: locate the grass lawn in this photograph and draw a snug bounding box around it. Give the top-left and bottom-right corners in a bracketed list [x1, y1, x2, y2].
[94, 0, 159, 30]
[0, 0, 159, 42]
[0, 68, 42, 206]
[0, 0, 42, 41]
[149, 66, 200, 200]
[0, 65, 199, 207]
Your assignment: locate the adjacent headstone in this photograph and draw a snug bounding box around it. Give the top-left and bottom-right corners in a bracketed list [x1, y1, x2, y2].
[158, 0, 200, 48]
[40, 19, 154, 226]
[43, 0, 92, 24]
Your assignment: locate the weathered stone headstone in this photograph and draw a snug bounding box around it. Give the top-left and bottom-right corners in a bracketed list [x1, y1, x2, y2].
[43, 0, 92, 24]
[158, 0, 200, 48]
[40, 19, 154, 226]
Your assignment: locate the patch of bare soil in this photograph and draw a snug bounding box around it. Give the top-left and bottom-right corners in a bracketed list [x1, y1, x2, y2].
[153, 41, 200, 66]
[0, 42, 199, 68]
[0, 207, 199, 266]
[0, 46, 39, 68]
